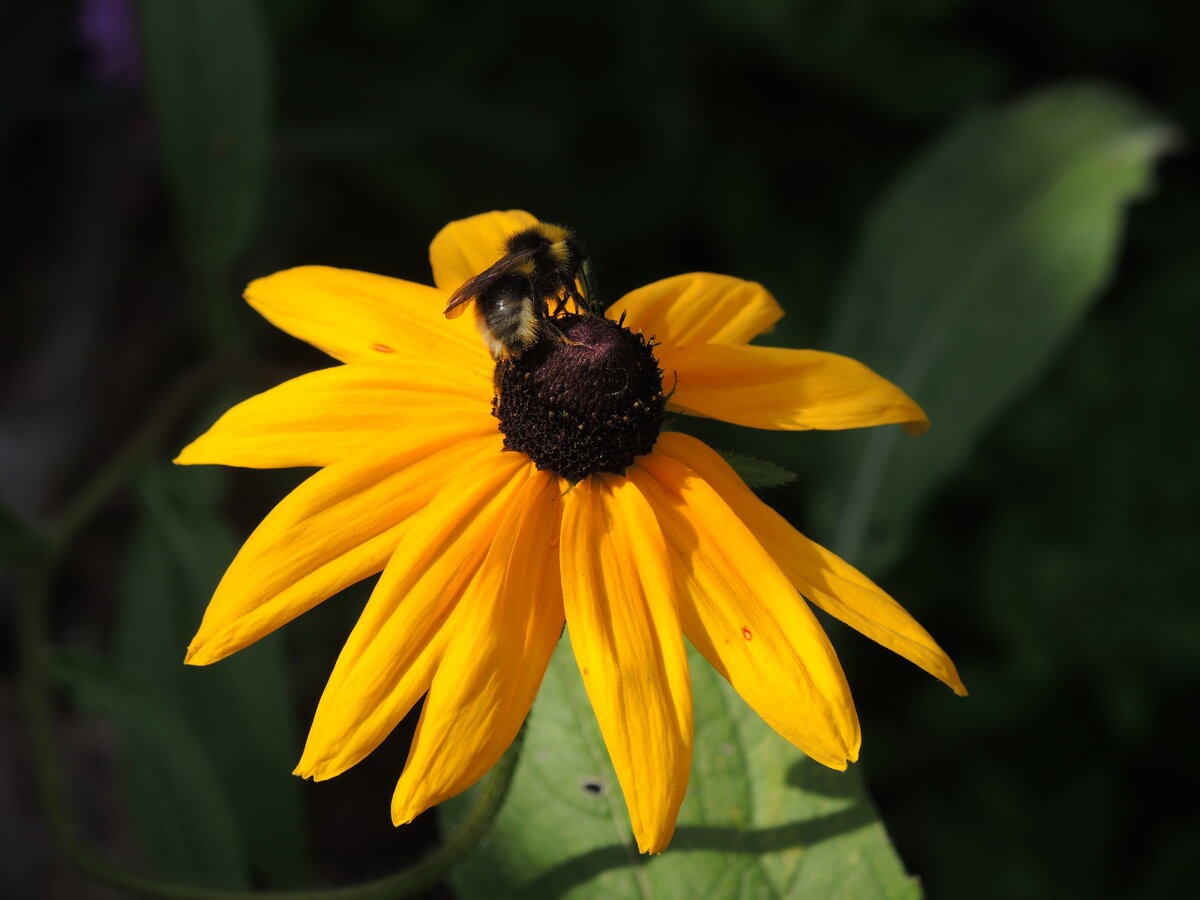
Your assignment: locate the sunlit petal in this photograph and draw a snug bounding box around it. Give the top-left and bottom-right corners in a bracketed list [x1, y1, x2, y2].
[655, 432, 965, 695]
[560, 476, 692, 854]
[245, 265, 489, 371]
[296, 449, 533, 781]
[659, 343, 929, 433]
[608, 273, 783, 347]
[632, 456, 860, 767]
[429, 209, 539, 292]
[185, 429, 502, 666]
[392, 471, 565, 823]
[175, 361, 494, 469]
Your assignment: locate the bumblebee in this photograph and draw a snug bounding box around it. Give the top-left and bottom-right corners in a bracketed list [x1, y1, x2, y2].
[443, 222, 597, 360]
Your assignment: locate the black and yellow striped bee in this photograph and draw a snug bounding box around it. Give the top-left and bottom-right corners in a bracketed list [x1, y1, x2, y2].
[443, 223, 598, 360]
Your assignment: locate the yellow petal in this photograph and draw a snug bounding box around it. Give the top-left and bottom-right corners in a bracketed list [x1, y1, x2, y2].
[392, 470, 565, 823]
[560, 475, 692, 854]
[631, 457, 860, 769]
[185, 428, 502, 666]
[175, 361, 494, 469]
[659, 344, 929, 433]
[656, 432, 965, 695]
[245, 265, 490, 371]
[296, 449, 533, 781]
[607, 273, 783, 347]
[429, 210, 539, 292]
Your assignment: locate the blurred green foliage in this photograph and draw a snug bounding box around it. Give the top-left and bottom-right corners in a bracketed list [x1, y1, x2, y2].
[56, 463, 308, 888]
[814, 84, 1177, 573]
[4, 0, 1198, 897]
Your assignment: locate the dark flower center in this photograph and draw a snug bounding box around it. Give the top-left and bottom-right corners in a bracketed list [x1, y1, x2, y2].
[493, 314, 665, 482]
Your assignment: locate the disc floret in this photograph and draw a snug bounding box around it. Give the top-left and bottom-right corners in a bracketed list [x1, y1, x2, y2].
[494, 314, 665, 482]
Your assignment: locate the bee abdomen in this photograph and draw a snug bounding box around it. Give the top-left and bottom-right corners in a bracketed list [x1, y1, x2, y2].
[476, 274, 540, 359]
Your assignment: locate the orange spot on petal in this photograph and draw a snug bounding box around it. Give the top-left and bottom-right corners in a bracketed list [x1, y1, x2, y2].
[372, 343, 394, 353]
[741, 627, 753, 641]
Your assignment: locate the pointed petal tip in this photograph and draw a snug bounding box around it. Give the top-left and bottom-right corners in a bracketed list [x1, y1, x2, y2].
[635, 829, 675, 855]
[934, 658, 968, 696]
[184, 643, 215, 666]
[295, 755, 338, 782]
[173, 439, 203, 466]
[292, 761, 336, 783]
[294, 746, 352, 782]
[391, 799, 420, 827]
[184, 629, 242, 666]
[818, 751, 852, 773]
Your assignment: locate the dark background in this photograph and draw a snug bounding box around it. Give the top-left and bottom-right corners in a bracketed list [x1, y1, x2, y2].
[3, 0, 1197, 897]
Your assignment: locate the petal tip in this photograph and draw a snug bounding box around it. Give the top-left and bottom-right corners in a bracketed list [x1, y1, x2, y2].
[184, 643, 214, 666]
[391, 800, 420, 827]
[635, 833, 673, 855]
[936, 660, 968, 696]
[173, 440, 203, 466]
[903, 416, 931, 436]
[824, 749, 853, 771]
[294, 753, 338, 782]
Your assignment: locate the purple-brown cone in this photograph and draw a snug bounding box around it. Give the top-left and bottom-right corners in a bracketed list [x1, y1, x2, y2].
[494, 314, 665, 482]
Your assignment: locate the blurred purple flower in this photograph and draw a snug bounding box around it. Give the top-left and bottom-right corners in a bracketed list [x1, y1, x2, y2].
[78, 0, 141, 89]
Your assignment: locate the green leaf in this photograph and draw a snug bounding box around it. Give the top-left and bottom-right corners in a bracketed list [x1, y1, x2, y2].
[444, 640, 919, 900]
[53, 650, 249, 887]
[114, 463, 308, 886]
[717, 449, 797, 490]
[813, 83, 1177, 573]
[138, 0, 269, 269]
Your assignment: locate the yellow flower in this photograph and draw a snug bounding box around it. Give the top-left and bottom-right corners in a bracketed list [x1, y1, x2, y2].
[177, 210, 964, 854]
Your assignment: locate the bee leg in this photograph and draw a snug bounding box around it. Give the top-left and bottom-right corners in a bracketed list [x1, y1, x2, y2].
[567, 284, 598, 317]
[541, 318, 581, 347]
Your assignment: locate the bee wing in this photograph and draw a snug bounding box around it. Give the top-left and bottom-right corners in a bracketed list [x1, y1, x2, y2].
[442, 246, 539, 319]
[578, 258, 599, 315]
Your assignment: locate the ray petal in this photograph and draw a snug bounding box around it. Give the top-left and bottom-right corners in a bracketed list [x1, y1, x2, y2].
[245, 266, 489, 371]
[175, 361, 494, 469]
[295, 449, 533, 781]
[659, 344, 929, 433]
[632, 457, 860, 768]
[655, 432, 965, 695]
[185, 428, 503, 666]
[560, 475, 692, 854]
[392, 470, 565, 823]
[429, 210, 539, 292]
[607, 273, 784, 347]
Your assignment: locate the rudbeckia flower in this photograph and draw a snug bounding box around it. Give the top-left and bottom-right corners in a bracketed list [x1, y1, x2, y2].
[177, 210, 965, 854]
